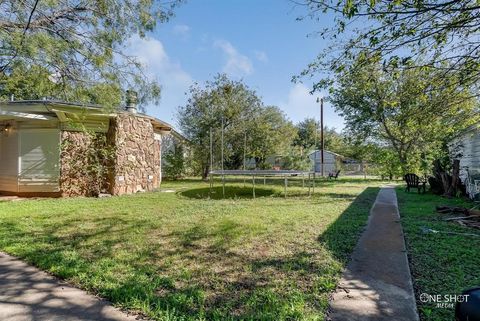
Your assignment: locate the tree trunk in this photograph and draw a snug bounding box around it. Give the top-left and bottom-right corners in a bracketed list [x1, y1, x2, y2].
[444, 159, 460, 197]
[433, 159, 450, 193]
[397, 149, 408, 175]
[202, 164, 210, 181]
[432, 159, 461, 197]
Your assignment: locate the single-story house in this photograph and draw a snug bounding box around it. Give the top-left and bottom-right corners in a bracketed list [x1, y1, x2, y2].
[308, 150, 343, 174]
[0, 92, 180, 197]
[449, 123, 480, 199]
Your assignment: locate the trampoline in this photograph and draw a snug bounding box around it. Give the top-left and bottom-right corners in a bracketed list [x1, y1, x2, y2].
[209, 170, 316, 198]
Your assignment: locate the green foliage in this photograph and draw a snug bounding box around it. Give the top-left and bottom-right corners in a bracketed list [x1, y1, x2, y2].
[299, 0, 480, 96]
[0, 63, 123, 108]
[163, 144, 185, 180]
[282, 146, 311, 171]
[294, 118, 318, 150]
[397, 188, 480, 321]
[297, 0, 480, 176]
[248, 106, 297, 169]
[293, 118, 351, 156]
[368, 146, 403, 179]
[177, 74, 296, 178]
[0, 0, 180, 106]
[61, 127, 116, 196]
[329, 55, 479, 174]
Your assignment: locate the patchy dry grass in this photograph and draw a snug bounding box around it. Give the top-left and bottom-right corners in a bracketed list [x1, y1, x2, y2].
[0, 178, 382, 320]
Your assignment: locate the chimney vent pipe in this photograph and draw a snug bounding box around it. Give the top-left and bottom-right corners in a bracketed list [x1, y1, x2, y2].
[126, 90, 138, 113]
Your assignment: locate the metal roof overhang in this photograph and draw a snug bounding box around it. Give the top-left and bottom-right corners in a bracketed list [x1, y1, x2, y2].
[0, 110, 56, 121]
[0, 101, 113, 122]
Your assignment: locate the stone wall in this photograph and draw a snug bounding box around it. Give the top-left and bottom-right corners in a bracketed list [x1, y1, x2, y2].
[108, 114, 161, 195]
[60, 131, 110, 197]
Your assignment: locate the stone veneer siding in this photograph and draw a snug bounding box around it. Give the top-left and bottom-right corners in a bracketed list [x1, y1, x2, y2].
[60, 131, 109, 197]
[108, 113, 161, 195]
[60, 114, 161, 197]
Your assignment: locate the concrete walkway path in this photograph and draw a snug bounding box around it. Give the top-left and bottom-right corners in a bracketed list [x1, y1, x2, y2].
[328, 186, 419, 321]
[0, 252, 142, 321]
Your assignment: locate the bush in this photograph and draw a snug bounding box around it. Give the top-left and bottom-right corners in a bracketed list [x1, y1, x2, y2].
[163, 145, 185, 180]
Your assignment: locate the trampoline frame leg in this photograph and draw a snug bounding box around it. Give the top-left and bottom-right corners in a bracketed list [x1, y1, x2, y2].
[222, 175, 225, 198]
[308, 173, 311, 196]
[252, 175, 256, 199]
[313, 172, 315, 194]
[209, 174, 213, 197]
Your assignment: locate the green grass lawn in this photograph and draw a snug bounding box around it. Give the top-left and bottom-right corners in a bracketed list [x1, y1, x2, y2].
[0, 177, 381, 321]
[397, 188, 480, 321]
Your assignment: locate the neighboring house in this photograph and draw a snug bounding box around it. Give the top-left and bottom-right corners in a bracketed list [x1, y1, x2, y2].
[308, 150, 343, 174]
[449, 124, 480, 199]
[0, 92, 178, 197]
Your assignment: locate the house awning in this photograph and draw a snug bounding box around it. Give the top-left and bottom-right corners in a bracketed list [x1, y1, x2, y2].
[0, 110, 56, 121]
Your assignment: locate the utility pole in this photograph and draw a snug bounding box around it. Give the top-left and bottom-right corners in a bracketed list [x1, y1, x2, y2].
[221, 117, 224, 172]
[243, 132, 247, 187]
[210, 127, 213, 171]
[317, 97, 325, 177]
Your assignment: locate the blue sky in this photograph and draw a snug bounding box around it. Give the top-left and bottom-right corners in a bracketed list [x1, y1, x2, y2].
[128, 0, 344, 130]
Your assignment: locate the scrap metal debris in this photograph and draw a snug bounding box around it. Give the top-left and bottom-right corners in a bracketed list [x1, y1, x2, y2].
[436, 205, 480, 229]
[421, 226, 480, 237]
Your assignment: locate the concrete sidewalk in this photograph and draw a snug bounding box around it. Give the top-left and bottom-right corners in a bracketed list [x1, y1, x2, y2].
[328, 186, 419, 321]
[0, 252, 142, 321]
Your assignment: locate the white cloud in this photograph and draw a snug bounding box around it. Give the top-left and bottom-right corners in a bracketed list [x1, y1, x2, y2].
[278, 83, 344, 130]
[214, 39, 253, 77]
[126, 36, 193, 123]
[253, 50, 268, 63]
[173, 24, 190, 39]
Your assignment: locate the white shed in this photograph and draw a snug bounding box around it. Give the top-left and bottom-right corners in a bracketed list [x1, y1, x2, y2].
[308, 150, 342, 174]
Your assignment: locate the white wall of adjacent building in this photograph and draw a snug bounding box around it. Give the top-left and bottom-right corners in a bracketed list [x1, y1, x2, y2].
[450, 126, 480, 198]
[0, 125, 19, 192]
[0, 123, 60, 193]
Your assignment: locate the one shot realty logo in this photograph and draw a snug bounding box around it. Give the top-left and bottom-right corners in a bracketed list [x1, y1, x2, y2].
[419, 293, 470, 309]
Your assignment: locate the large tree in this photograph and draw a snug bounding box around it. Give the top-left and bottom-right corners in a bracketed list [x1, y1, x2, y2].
[297, 0, 480, 97]
[293, 118, 349, 155]
[177, 74, 295, 178]
[248, 105, 297, 168]
[330, 54, 478, 173]
[0, 0, 180, 106]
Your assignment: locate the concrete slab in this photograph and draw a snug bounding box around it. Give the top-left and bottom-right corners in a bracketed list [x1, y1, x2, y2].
[0, 252, 143, 321]
[328, 186, 419, 321]
[0, 196, 25, 202]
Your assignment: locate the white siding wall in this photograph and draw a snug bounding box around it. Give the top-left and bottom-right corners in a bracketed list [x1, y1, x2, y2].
[451, 130, 480, 183]
[18, 129, 60, 193]
[0, 128, 19, 192]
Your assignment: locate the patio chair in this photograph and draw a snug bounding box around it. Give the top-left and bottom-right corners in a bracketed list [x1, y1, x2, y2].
[329, 170, 341, 180]
[404, 173, 426, 193]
